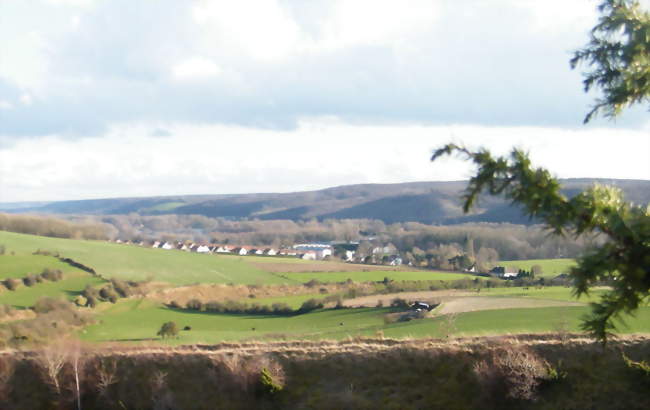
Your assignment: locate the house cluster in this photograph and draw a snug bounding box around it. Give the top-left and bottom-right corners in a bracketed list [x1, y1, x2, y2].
[489, 266, 520, 279]
[110, 239, 338, 261]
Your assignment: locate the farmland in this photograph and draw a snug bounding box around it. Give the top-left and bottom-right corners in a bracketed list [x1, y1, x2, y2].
[280, 270, 475, 283]
[1, 231, 649, 349]
[500, 258, 575, 277]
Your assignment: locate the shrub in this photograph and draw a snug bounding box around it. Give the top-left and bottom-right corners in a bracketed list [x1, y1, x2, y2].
[110, 278, 133, 297]
[297, 299, 324, 313]
[99, 286, 119, 302]
[257, 367, 283, 397]
[186, 299, 203, 311]
[157, 321, 179, 339]
[86, 295, 98, 308]
[33, 297, 72, 314]
[474, 346, 550, 401]
[390, 297, 409, 309]
[40, 268, 63, 281]
[22, 274, 38, 287]
[0, 244, 5, 255]
[304, 279, 322, 288]
[3, 278, 20, 291]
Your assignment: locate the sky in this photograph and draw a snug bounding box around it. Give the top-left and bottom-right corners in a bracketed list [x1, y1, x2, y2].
[0, 0, 648, 202]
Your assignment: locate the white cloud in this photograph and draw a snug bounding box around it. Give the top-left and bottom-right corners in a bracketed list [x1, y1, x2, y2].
[19, 93, 33, 105]
[171, 57, 221, 81]
[191, 0, 303, 61]
[44, 0, 96, 8]
[1, 120, 648, 202]
[0, 101, 13, 110]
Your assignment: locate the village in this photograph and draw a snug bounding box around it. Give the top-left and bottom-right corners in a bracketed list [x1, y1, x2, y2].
[110, 239, 363, 262]
[108, 238, 537, 279]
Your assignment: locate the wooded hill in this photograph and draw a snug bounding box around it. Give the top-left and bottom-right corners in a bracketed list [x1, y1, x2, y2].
[2, 179, 649, 225]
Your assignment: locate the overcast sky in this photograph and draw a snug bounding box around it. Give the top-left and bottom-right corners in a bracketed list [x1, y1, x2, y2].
[0, 0, 648, 202]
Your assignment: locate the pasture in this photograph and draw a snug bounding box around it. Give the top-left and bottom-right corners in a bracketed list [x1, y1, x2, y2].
[280, 270, 476, 283]
[0, 271, 106, 308]
[500, 258, 575, 277]
[80, 299, 387, 344]
[80, 299, 650, 345]
[0, 253, 85, 280]
[0, 231, 288, 285]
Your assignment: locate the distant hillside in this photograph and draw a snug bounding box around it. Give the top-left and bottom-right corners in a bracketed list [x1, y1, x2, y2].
[4, 179, 649, 225]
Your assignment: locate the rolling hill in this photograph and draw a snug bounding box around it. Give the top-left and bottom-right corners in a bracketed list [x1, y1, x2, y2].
[2, 178, 649, 225]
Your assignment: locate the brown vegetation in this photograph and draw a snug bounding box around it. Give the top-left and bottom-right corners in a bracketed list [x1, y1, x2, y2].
[0, 213, 111, 240]
[0, 335, 648, 409]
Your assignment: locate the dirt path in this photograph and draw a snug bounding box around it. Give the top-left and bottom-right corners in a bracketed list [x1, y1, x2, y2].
[435, 296, 583, 315]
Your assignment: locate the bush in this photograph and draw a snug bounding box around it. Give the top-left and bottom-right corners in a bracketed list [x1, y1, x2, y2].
[157, 321, 179, 339]
[110, 278, 133, 297]
[22, 274, 38, 287]
[99, 286, 119, 302]
[257, 367, 283, 397]
[304, 279, 322, 288]
[3, 278, 20, 291]
[474, 346, 551, 401]
[186, 299, 203, 311]
[40, 268, 63, 281]
[0, 244, 5, 255]
[297, 299, 324, 313]
[33, 297, 73, 314]
[86, 295, 98, 308]
[390, 297, 409, 309]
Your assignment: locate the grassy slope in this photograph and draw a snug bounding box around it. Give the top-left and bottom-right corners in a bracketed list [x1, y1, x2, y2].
[0, 254, 85, 280]
[81, 296, 650, 344]
[0, 271, 106, 308]
[80, 299, 386, 344]
[281, 271, 476, 283]
[500, 258, 576, 277]
[0, 231, 289, 285]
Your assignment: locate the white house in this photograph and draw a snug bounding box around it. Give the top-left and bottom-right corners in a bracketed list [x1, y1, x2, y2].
[232, 247, 248, 256]
[160, 242, 174, 250]
[294, 244, 332, 260]
[264, 248, 277, 256]
[215, 245, 233, 253]
[196, 245, 211, 253]
[300, 251, 317, 260]
[152, 241, 161, 248]
[344, 250, 355, 262]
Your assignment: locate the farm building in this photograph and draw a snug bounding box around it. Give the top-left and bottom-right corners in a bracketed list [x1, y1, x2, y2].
[490, 266, 519, 278]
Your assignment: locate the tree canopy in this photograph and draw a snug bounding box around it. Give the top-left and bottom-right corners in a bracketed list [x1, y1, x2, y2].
[433, 0, 650, 343]
[570, 0, 650, 122]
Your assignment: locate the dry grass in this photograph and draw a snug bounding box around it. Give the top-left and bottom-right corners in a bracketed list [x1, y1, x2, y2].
[147, 282, 374, 305]
[1, 334, 649, 409]
[436, 296, 583, 315]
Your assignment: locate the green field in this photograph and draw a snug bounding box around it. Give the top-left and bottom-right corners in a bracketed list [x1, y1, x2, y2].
[478, 286, 608, 303]
[281, 271, 476, 283]
[142, 201, 185, 212]
[0, 271, 106, 308]
[81, 298, 650, 344]
[0, 254, 85, 280]
[500, 258, 575, 277]
[380, 306, 650, 339]
[0, 231, 290, 285]
[80, 299, 387, 343]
